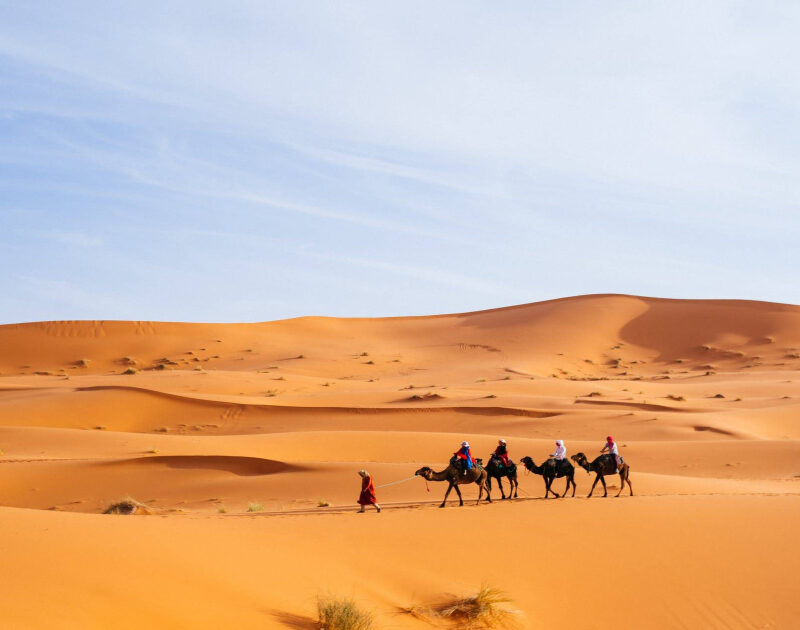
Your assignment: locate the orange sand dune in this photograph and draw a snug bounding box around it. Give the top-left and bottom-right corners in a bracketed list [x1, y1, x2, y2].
[1, 294, 799, 628]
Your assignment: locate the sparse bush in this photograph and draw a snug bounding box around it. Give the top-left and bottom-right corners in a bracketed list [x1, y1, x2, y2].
[103, 496, 151, 515]
[247, 502, 263, 512]
[317, 596, 373, 630]
[404, 585, 519, 629]
[123, 368, 137, 375]
[217, 505, 228, 514]
[317, 499, 330, 507]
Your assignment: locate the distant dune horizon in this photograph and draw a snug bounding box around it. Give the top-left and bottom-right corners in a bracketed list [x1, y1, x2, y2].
[1, 292, 799, 627]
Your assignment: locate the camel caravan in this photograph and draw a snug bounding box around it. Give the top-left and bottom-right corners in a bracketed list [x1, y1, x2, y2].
[413, 436, 632, 508]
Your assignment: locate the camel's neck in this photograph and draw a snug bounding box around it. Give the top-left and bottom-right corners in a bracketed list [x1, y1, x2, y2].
[524, 460, 544, 475]
[428, 468, 452, 481]
[578, 460, 591, 472]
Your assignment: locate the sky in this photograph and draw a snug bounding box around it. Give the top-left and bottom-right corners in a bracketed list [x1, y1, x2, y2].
[1, 1, 798, 323]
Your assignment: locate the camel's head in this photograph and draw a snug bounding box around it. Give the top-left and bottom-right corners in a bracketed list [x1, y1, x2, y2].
[571, 452, 589, 471]
[520, 456, 534, 468]
[414, 466, 433, 479]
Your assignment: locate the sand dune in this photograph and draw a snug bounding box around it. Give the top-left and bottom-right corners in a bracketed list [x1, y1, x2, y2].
[1, 294, 799, 628]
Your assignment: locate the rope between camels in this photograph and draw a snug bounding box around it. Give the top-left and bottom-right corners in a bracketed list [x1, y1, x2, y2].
[375, 475, 418, 489]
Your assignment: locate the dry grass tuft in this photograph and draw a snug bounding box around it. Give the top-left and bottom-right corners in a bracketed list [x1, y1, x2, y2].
[404, 585, 519, 629]
[317, 499, 331, 507]
[317, 595, 373, 630]
[247, 502, 263, 512]
[103, 496, 153, 515]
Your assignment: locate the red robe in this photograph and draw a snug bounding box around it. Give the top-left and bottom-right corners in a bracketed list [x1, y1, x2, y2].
[358, 475, 377, 505]
[494, 445, 510, 466]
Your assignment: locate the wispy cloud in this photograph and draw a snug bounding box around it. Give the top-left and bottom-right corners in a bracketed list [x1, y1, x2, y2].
[1, 2, 799, 323]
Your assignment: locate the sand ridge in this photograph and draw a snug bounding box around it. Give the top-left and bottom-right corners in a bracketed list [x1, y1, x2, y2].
[0, 294, 798, 628]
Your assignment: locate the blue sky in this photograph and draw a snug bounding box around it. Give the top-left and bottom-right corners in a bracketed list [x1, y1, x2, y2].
[1, 2, 798, 323]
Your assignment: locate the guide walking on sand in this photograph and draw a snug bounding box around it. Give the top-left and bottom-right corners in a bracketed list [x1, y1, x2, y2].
[357, 469, 382, 513]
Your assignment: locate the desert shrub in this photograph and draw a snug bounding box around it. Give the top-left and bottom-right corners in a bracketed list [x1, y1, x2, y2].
[317, 596, 373, 630]
[247, 502, 263, 512]
[404, 585, 519, 629]
[103, 497, 151, 515]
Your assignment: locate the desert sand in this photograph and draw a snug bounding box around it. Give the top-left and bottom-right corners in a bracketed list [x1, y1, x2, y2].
[1, 293, 799, 628]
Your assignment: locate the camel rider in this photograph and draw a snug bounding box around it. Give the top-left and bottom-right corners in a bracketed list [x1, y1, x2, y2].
[601, 435, 623, 472]
[454, 441, 475, 475]
[550, 439, 566, 461]
[493, 439, 510, 467]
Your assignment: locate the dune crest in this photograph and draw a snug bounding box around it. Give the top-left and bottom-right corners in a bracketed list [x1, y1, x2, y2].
[1, 294, 799, 628]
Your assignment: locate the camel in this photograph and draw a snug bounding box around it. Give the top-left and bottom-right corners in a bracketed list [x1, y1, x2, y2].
[571, 452, 633, 497]
[484, 455, 518, 499]
[519, 456, 576, 498]
[414, 459, 492, 508]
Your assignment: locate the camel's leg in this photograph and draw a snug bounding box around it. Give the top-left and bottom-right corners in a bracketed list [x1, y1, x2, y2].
[454, 483, 464, 506]
[497, 475, 507, 500]
[616, 471, 625, 497]
[600, 474, 608, 497]
[560, 476, 571, 498]
[440, 481, 454, 508]
[625, 468, 633, 496]
[512, 476, 518, 498]
[587, 474, 601, 497]
[486, 475, 492, 495]
[478, 475, 491, 503]
[570, 474, 576, 497]
[549, 476, 561, 499]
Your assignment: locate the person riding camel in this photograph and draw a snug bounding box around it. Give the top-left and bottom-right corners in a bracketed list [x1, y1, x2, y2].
[493, 439, 510, 467]
[454, 441, 475, 475]
[600, 435, 623, 472]
[550, 439, 567, 461]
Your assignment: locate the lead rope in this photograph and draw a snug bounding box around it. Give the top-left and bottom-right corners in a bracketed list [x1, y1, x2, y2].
[375, 475, 417, 489]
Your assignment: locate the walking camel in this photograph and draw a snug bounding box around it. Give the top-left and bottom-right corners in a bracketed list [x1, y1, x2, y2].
[519, 456, 576, 498]
[571, 452, 633, 497]
[485, 455, 519, 500]
[414, 459, 492, 508]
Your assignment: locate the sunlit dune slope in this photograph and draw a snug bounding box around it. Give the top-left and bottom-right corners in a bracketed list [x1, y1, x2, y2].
[1, 294, 799, 628]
